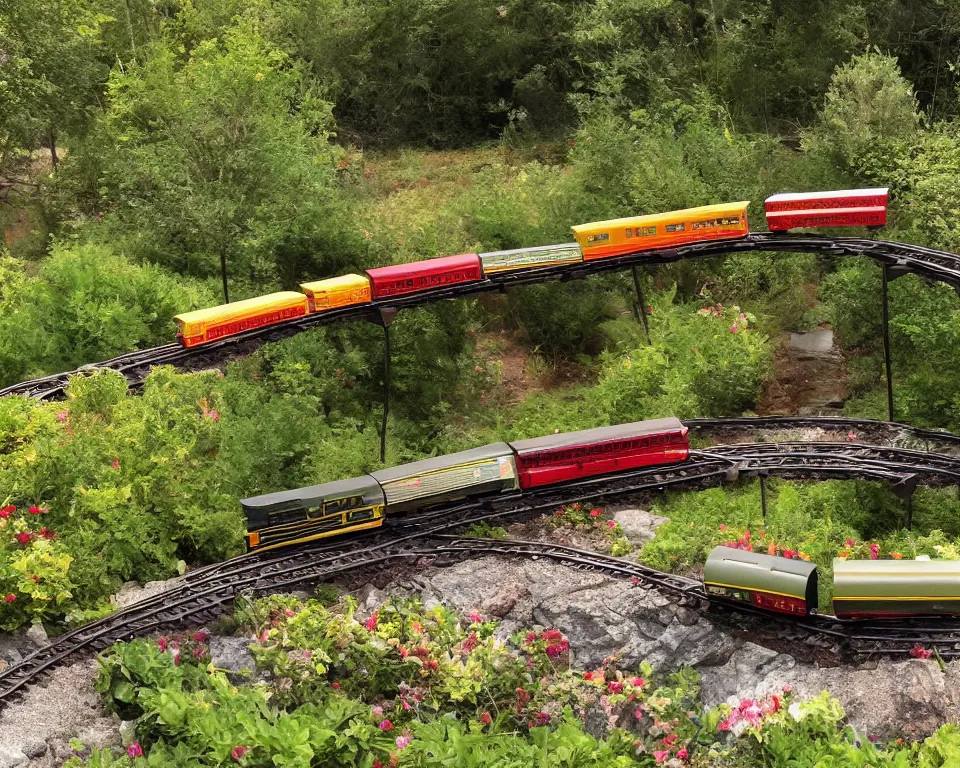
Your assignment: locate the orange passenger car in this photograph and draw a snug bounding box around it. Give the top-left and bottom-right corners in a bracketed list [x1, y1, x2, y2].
[299, 274, 372, 313]
[174, 292, 309, 348]
[571, 201, 750, 260]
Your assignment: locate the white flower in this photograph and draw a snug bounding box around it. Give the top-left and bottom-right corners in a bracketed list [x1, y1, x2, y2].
[788, 702, 803, 721]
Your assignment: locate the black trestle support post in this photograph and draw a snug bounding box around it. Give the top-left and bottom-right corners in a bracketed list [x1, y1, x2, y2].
[906, 496, 913, 531]
[372, 307, 399, 464]
[759, 472, 768, 524]
[220, 252, 229, 304]
[881, 263, 894, 422]
[631, 266, 652, 345]
[891, 474, 918, 532]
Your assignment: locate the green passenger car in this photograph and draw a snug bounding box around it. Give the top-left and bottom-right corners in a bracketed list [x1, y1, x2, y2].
[833, 558, 960, 618]
[703, 546, 818, 616]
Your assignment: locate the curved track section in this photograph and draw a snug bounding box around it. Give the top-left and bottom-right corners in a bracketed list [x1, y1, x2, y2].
[4, 233, 960, 401]
[2, 440, 960, 706]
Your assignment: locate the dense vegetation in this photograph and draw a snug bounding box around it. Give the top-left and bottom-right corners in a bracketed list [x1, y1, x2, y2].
[74, 595, 960, 766]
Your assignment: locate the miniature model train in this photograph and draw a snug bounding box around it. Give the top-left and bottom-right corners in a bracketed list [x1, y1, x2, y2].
[244, 414, 960, 623]
[175, 188, 889, 348]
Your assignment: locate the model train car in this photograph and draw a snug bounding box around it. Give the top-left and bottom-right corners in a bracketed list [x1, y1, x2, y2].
[241, 417, 689, 552]
[174, 190, 888, 349]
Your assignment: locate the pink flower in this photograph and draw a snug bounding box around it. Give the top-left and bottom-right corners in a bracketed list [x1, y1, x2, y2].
[844, 539, 856, 547]
[719, 524, 727, 531]
[848, 431, 857, 441]
[606, 520, 617, 529]
[111, 458, 120, 470]
[0, 505, 14, 518]
[365, 613, 378, 631]
[395, 735, 412, 750]
[607, 681, 623, 694]
[231, 746, 247, 761]
[193, 647, 206, 659]
[372, 706, 383, 717]
[870, 544, 880, 560]
[480, 711, 492, 725]
[379, 719, 393, 731]
[4, 594, 14, 603]
[468, 610, 482, 624]
[331, 681, 341, 689]
[193, 630, 210, 643]
[157, 637, 168, 652]
[653, 751, 669, 764]
[16, 532, 32, 546]
[56, 410, 69, 423]
[910, 644, 933, 659]
[534, 712, 550, 726]
[206, 410, 220, 422]
[730, 324, 739, 334]
[589, 509, 602, 517]
[677, 748, 689, 760]
[631, 677, 644, 687]
[28, 506, 41, 515]
[782, 684, 792, 693]
[127, 743, 143, 758]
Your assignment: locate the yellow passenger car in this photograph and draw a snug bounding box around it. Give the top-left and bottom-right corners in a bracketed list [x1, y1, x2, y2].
[299, 274, 372, 313]
[572, 201, 750, 261]
[174, 292, 309, 348]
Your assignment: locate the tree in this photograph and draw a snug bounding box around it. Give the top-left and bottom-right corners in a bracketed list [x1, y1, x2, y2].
[70, 13, 357, 298]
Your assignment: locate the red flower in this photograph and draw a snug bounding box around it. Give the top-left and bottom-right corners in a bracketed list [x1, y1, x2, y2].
[677, 748, 689, 761]
[631, 677, 644, 687]
[39, 527, 55, 539]
[365, 613, 378, 631]
[374, 761, 385, 768]
[193, 630, 210, 643]
[607, 681, 623, 694]
[606, 520, 617, 529]
[646, 305, 653, 315]
[157, 637, 168, 652]
[16, 532, 32, 546]
[28, 506, 41, 515]
[231, 746, 247, 761]
[127, 743, 143, 758]
[379, 719, 393, 731]
[111, 458, 120, 470]
[516, 687, 531, 710]
[4, 594, 14, 603]
[589, 509, 603, 518]
[479, 711, 492, 725]
[0, 505, 14, 518]
[910, 644, 933, 659]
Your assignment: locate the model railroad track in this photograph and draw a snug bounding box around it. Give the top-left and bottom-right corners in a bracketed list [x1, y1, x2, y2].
[3, 233, 960, 402]
[2, 441, 960, 707]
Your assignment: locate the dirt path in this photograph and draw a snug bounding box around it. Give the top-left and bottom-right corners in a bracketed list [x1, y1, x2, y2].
[758, 328, 848, 415]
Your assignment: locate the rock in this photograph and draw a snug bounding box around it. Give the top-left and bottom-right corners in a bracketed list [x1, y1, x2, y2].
[0, 747, 27, 768]
[113, 579, 178, 610]
[209, 636, 256, 680]
[610, 508, 669, 545]
[21, 743, 45, 759]
[356, 584, 387, 616]
[118, 720, 137, 747]
[24, 625, 48, 649]
[787, 329, 838, 358]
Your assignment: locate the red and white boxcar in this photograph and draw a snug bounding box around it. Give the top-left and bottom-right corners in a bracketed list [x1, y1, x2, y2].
[510, 417, 689, 489]
[764, 188, 888, 231]
[366, 254, 483, 300]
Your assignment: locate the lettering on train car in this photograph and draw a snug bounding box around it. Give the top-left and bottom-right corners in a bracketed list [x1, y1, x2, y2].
[665, 223, 686, 233]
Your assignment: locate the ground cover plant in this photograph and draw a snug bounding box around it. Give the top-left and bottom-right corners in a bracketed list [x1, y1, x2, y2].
[73, 594, 960, 766]
[640, 479, 960, 612]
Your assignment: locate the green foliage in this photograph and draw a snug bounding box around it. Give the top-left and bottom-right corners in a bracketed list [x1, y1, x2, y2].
[0, 244, 214, 386]
[60, 12, 357, 290]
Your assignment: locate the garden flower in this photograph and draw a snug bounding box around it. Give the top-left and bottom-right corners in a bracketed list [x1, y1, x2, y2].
[28, 506, 41, 515]
[331, 682, 341, 689]
[379, 719, 393, 731]
[127, 743, 143, 758]
[39, 527, 55, 539]
[677, 748, 689, 761]
[848, 431, 857, 441]
[468, 610, 482, 624]
[231, 746, 247, 761]
[837, 550, 849, 558]
[768, 542, 777, 555]
[480, 711, 492, 725]
[798, 553, 811, 561]
[411, 620, 423, 633]
[193, 631, 210, 643]
[193, 647, 205, 659]
[365, 613, 378, 631]
[782, 684, 792, 693]
[4, 594, 14, 603]
[844, 539, 856, 547]
[910, 644, 933, 659]
[534, 712, 550, 726]
[395, 735, 412, 750]
[372, 706, 383, 717]
[0, 505, 14, 517]
[157, 637, 168, 652]
[730, 324, 739, 334]
[870, 544, 880, 560]
[590, 509, 603, 517]
[631, 677, 644, 687]
[111, 459, 120, 469]
[608, 681, 623, 694]
[16, 532, 32, 546]
[373, 761, 385, 768]
[891, 552, 903, 559]
[56, 410, 69, 423]
[207, 409, 220, 422]
[653, 751, 669, 764]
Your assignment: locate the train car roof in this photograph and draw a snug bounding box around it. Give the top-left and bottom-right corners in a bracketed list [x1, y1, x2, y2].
[571, 202, 750, 235]
[366, 253, 480, 281]
[479, 243, 581, 258]
[705, 546, 816, 598]
[241, 475, 384, 512]
[372, 442, 515, 484]
[174, 292, 307, 326]
[834, 558, 960, 576]
[510, 417, 685, 455]
[765, 188, 888, 203]
[834, 557, 960, 599]
[299, 274, 370, 292]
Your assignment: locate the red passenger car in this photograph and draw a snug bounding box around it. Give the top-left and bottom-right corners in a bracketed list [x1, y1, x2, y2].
[510, 417, 689, 489]
[366, 254, 483, 299]
[764, 188, 888, 231]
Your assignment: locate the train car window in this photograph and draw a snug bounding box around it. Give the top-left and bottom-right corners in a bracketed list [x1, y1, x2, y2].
[719, 216, 741, 226]
[625, 228, 634, 238]
[586, 233, 609, 244]
[692, 220, 716, 230]
[665, 223, 686, 233]
[347, 509, 375, 523]
[268, 507, 306, 526]
[638, 226, 657, 236]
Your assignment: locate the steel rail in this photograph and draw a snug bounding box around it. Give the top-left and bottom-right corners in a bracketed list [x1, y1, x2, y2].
[4, 233, 960, 401]
[2, 442, 960, 705]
